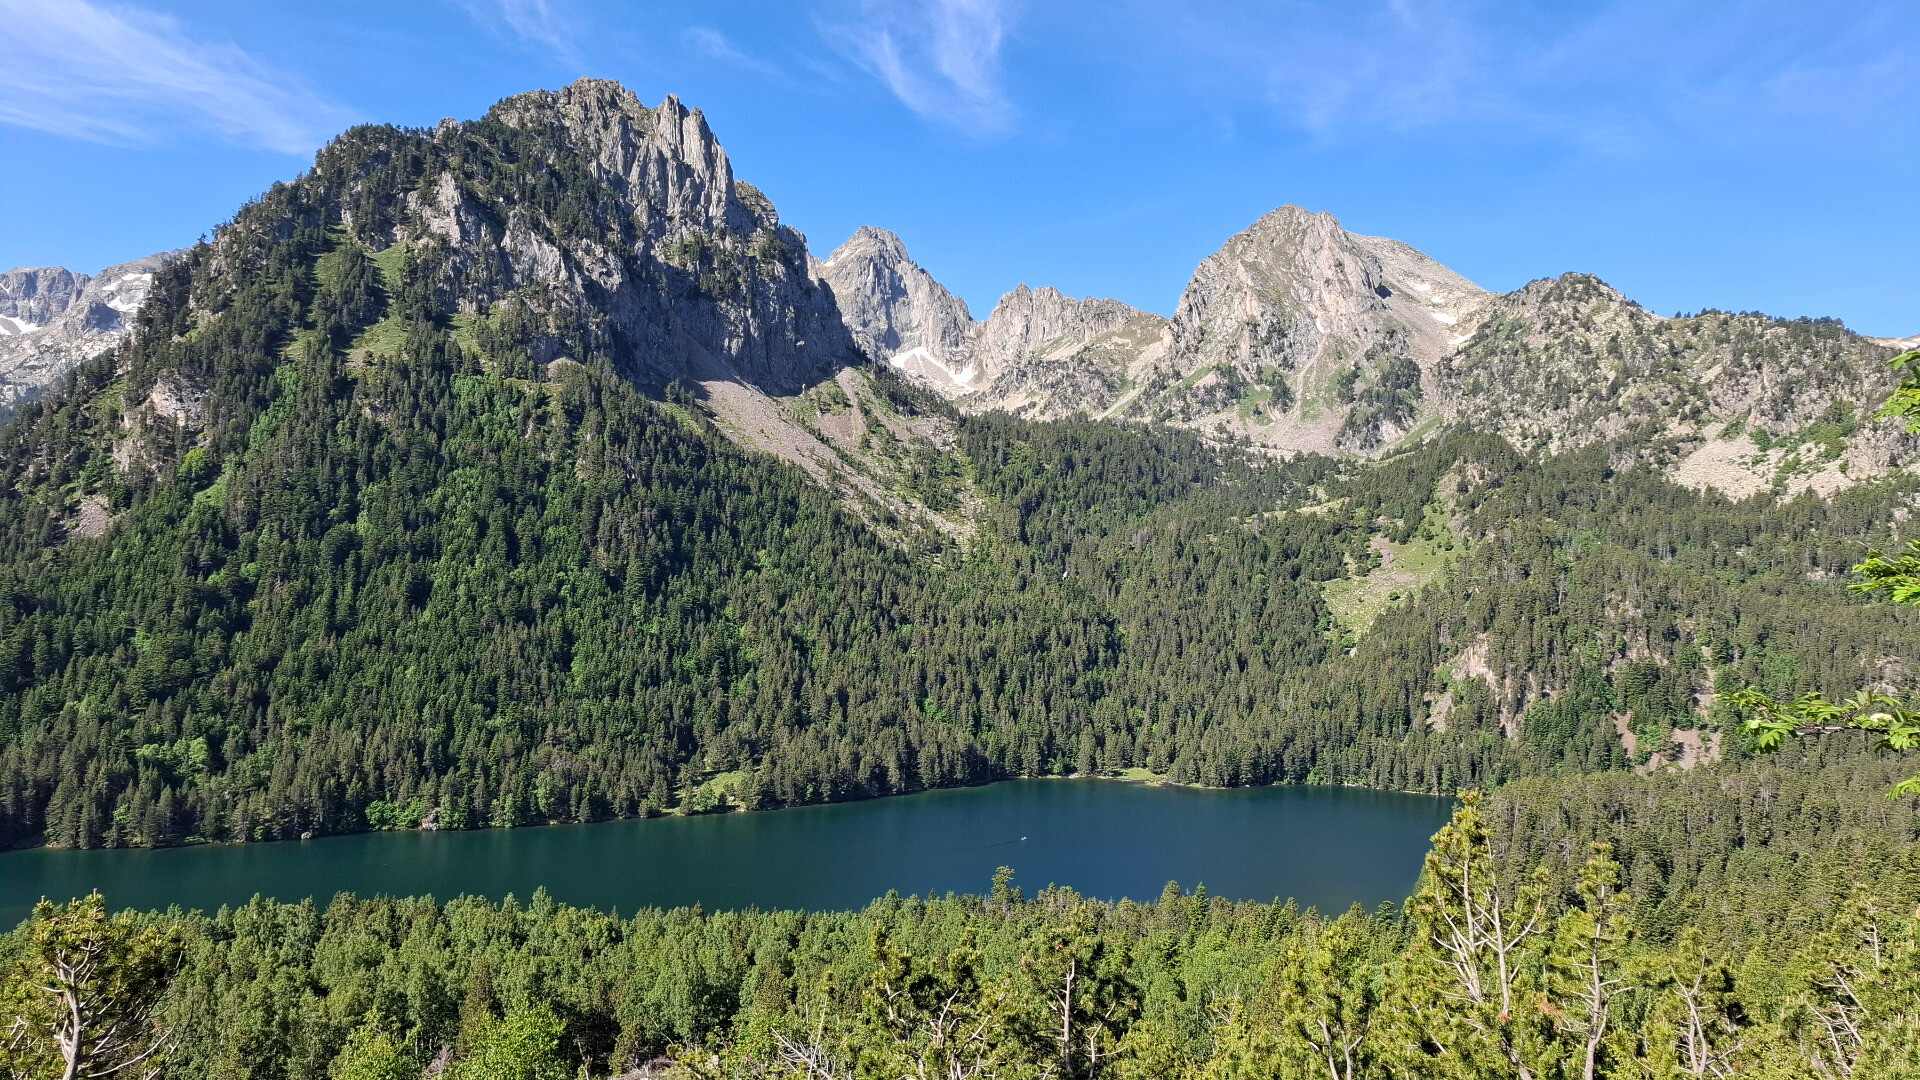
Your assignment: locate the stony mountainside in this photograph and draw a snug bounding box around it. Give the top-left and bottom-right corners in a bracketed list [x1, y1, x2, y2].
[823, 206, 1912, 484]
[0, 253, 174, 419]
[821, 208, 1488, 453]
[1128, 206, 1486, 454]
[813, 226, 975, 390]
[0, 266, 87, 326]
[817, 228, 1170, 420]
[111, 81, 964, 540]
[373, 82, 858, 394]
[965, 285, 1169, 419]
[1437, 274, 1899, 449]
[1121, 210, 1911, 476]
[1438, 273, 1916, 498]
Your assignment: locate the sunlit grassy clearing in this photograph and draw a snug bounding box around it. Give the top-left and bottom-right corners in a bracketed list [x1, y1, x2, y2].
[1321, 506, 1460, 639]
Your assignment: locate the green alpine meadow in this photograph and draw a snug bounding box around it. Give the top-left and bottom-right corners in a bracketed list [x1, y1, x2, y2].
[1, 77, 1916, 1079]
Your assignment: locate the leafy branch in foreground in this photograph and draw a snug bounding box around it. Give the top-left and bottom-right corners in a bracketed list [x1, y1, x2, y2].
[1869, 348, 1920, 433]
[1732, 350, 1920, 798]
[1729, 687, 1920, 797]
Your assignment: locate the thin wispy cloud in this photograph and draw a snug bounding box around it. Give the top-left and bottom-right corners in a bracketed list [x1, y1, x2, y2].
[684, 27, 779, 77]
[819, 0, 1016, 135]
[1151, 0, 1917, 154]
[0, 0, 352, 154]
[454, 0, 580, 62]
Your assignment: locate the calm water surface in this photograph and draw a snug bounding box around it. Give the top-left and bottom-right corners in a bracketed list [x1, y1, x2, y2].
[0, 780, 1453, 925]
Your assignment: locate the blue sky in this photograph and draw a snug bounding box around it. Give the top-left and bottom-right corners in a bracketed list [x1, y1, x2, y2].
[1, 0, 1914, 336]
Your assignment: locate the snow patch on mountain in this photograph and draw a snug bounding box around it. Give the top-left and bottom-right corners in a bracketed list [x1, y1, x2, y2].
[0, 253, 178, 420]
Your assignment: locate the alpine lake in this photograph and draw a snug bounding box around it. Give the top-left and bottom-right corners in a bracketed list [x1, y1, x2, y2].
[1, 779, 1454, 925]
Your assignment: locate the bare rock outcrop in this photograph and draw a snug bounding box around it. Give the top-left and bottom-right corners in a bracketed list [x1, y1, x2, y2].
[261, 80, 862, 397]
[814, 227, 976, 390]
[964, 286, 1169, 419]
[0, 253, 175, 419]
[1126, 205, 1486, 453]
[816, 228, 1169, 419]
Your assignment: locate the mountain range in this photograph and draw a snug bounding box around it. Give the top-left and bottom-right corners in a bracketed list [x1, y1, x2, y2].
[818, 207, 1918, 488]
[1, 78, 1916, 853]
[11, 81, 1911, 504]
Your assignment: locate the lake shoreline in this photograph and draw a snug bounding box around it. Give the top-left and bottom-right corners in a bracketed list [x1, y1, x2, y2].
[0, 780, 1456, 925]
[0, 772, 1455, 855]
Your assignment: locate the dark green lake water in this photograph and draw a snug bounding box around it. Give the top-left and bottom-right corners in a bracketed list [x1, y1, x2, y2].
[0, 780, 1453, 925]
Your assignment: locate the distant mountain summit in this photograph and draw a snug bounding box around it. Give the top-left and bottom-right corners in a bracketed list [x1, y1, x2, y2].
[0, 252, 175, 419]
[814, 226, 975, 389]
[1142, 205, 1486, 453]
[820, 206, 1489, 453]
[965, 284, 1169, 418]
[393, 81, 859, 393]
[827, 205, 1912, 484]
[817, 227, 1169, 418]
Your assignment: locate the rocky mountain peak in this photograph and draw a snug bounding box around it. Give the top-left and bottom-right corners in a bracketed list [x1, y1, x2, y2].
[0, 253, 176, 421]
[284, 79, 860, 395]
[481, 80, 753, 240]
[962, 284, 1171, 420]
[974, 285, 1152, 374]
[1134, 205, 1486, 453]
[1221, 205, 1354, 264]
[1435, 268, 1908, 483]
[488, 78, 661, 135]
[835, 226, 916, 266]
[815, 204, 1492, 444]
[808, 203, 1903, 477]
[816, 224, 1176, 416]
[815, 226, 975, 390]
[1516, 271, 1632, 303]
[0, 267, 91, 329]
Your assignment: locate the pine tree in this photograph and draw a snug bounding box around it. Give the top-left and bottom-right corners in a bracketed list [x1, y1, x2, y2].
[1, 893, 182, 1080]
[1545, 845, 1633, 1080]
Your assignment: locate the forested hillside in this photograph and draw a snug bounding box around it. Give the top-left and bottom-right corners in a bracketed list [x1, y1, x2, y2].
[11, 291, 1919, 851]
[1, 73, 1918, 1080]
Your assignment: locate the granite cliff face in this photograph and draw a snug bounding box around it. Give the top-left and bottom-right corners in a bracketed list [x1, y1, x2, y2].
[0, 253, 174, 419]
[814, 226, 975, 390]
[0, 267, 87, 327]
